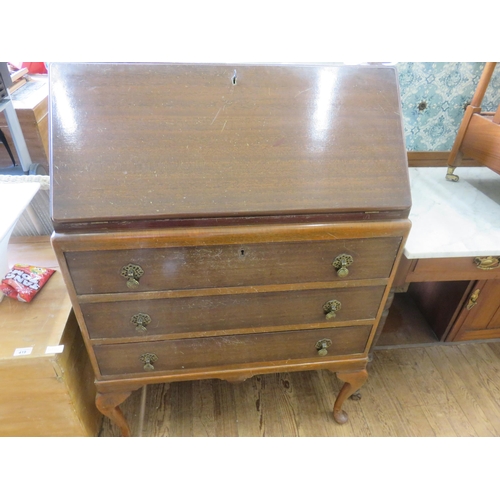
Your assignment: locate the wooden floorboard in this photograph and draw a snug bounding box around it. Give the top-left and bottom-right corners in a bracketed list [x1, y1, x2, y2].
[372, 350, 437, 436]
[425, 346, 497, 437]
[99, 343, 500, 437]
[389, 348, 476, 436]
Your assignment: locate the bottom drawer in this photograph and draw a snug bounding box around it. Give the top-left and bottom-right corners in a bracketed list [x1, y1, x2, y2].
[94, 326, 372, 376]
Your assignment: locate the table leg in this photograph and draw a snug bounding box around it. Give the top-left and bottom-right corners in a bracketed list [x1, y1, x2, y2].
[96, 390, 134, 437]
[332, 369, 368, 424]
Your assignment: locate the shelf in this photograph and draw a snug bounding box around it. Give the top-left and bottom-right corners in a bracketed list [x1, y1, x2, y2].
[375, 292, 439, 349]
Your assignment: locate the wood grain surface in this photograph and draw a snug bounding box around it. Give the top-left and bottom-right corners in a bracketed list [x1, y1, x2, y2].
[50, 63, 410, 224]
[82, 286, 384, 341]
[0, 237, 101, 436]
[1, 237, 71, 360]
[65, 236, 400, 295]
[93, 326, 371, 376]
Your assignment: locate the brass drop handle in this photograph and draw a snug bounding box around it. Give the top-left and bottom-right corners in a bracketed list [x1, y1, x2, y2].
[131, 313, 151, 332]
[474, 256, 500, 270]
[316, 339, 332, 356]
[140, 353, 158, 371]
[121, 263, 144, 288]
[332, 254, 353, 277]
[323, 299, 341, 319]
[466, 289, 480, 310]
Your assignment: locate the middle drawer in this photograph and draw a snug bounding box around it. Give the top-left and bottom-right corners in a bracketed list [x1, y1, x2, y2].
[81, 286, 385, 340]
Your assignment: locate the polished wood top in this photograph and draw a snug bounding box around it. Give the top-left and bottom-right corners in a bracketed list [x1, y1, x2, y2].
[50, 63, 411, 225]
[0, 237, 72, 360]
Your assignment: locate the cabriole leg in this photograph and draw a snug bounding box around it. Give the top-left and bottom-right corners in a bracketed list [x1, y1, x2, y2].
[96, 390, 134, 437]
[333, 369, 368, 424]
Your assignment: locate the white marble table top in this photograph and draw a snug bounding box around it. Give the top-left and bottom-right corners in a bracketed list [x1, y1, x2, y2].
[404, 167, 500, 259]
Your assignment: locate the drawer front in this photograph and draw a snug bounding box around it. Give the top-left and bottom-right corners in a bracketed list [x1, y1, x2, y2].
[82, 286, 385, 339]
[66, 237, 401, 295]
[409, 256, 500, 282]
[93, 325, 372, 376]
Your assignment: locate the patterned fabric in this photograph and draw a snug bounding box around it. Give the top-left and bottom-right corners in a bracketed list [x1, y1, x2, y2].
[396, 62, 500, 151]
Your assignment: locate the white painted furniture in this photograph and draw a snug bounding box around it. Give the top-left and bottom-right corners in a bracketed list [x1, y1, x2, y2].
[0, 182, 40, 289]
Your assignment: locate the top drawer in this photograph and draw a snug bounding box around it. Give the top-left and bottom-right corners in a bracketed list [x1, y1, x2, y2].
[65, 237, 401, 295]
[406, 256, 500, 282]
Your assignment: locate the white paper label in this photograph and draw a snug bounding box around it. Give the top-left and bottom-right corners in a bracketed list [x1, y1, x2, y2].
[45, 345, 64, 354]
[13, 347, 33, 356]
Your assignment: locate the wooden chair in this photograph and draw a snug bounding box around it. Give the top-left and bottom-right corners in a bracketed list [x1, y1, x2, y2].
[446, 62, 500, 181]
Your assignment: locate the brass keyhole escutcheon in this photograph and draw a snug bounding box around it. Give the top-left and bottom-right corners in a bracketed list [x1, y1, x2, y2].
[140, 353, 158, 371]
[315, 339, 332, 356]
[466, 289, 480, 310]
[332, 254, 353, 278]
[131, 313, 151, 332]
[323, 299, 341, 319]
[121, 263, 144, 288]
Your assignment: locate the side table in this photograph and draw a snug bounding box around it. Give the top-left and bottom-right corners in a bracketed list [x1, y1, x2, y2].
[0, 236, 102, 436]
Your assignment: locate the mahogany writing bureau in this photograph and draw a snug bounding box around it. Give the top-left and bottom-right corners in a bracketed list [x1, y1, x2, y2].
[49, 63, 411, 436]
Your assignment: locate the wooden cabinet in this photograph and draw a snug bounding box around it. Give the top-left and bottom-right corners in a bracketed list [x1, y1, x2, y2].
[447, 279, 500, 341]
[378, 166, 500, 349]
[0, 238, 102, 436]
[49, 63, 411, 436]
[383, 254, 500, 345]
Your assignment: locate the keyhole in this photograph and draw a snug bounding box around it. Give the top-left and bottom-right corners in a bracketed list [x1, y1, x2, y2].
[240, 248, 245, 257]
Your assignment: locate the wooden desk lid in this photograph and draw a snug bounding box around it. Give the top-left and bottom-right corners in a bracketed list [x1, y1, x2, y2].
[50, 63, 411, 225]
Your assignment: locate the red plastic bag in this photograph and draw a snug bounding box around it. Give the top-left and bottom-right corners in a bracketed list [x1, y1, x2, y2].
[0, 264, 55, 302]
